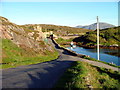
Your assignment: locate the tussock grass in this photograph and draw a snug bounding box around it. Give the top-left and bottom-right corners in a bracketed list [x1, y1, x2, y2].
[55, 61, 120, 89]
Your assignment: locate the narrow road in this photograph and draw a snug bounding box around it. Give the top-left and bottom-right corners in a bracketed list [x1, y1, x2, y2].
[2, 39, 119, 88]
[2, 39, 80, 88]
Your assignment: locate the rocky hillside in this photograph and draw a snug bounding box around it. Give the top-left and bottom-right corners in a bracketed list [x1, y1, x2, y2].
[76, 22, 116, 30]
[0, 16, 54, 53]
[0, 16, 59, 68]
[21, 24, 91, 36]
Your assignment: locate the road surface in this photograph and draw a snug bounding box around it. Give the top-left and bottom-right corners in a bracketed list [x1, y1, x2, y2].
[2, 39, 119, 88]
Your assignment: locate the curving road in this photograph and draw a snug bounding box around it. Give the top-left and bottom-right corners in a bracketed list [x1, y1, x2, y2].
[2, 39, 119, 88]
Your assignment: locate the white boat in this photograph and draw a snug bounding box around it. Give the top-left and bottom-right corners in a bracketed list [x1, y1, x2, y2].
[72, 45, 76, 48]
[70, 41, 76, 49]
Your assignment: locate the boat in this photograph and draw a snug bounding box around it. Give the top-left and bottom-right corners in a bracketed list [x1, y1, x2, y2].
[72, 45, 76, 48]
[70, 41, 76, 49]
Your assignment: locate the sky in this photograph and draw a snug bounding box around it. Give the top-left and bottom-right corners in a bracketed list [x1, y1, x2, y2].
[0, 1, 118, 27]
[1, 0, 119, 2]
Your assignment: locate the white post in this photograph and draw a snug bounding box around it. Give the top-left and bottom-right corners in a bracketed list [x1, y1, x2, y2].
[97, 16, 100, 60]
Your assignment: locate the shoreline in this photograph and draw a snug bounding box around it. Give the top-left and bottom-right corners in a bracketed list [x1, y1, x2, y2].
[61, 43, 120, 57]
[53, 39, 120, 68]
[61, 42, 119, 50]
[78, 45, 119, 50]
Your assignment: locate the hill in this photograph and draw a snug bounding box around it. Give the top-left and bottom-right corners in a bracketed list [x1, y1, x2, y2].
[73, 26, 120, 46]
[0, 16, 59, 68]
[21, 24, 91, 36]
[76, 22, 116, 30]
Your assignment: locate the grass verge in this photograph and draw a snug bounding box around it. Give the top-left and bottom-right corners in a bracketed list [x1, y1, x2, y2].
[55, 61, 120, 89]
[1, 39, 59, 69]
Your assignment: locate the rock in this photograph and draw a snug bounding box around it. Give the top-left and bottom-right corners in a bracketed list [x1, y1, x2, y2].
[0, 16, 55, 53]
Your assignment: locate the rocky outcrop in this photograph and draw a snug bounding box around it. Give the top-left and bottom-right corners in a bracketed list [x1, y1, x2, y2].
[0, 16, 54, 53]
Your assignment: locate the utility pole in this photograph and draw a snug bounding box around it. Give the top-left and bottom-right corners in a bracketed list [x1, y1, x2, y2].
[97, 16, 100, 60]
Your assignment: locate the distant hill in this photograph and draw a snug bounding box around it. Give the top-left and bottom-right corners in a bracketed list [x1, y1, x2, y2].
[76, 22, 116, 30]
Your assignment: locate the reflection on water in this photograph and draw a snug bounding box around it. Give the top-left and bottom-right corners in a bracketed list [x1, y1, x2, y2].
[67, 47, 120, 66]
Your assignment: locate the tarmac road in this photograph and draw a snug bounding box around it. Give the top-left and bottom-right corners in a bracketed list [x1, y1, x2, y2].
[2, 39, 79, 88]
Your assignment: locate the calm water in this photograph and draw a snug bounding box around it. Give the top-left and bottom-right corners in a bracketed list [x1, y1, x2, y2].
[67, 47, 120, 66]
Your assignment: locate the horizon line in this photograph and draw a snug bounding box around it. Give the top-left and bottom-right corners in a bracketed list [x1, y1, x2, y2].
[0, 16, 117, 27]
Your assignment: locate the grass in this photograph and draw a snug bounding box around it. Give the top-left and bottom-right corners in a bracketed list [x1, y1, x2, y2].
[55, 61, 120, 89]
[83, 56, 120, 68]
[1, 39, 59, 69]
[55, 38, 73, 47]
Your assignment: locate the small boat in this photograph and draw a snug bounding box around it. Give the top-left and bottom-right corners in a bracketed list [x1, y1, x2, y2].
[71, 47, 73, 49]
[70, 41, 76, 49]
[72, 45, 76, 48]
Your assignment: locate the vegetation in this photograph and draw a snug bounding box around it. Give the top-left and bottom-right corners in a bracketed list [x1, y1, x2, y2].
[1, 39, 59, 69]
[21, 24, 91, 36]
[55, 61, 120, 89]
[1, 16, 18, 28]
[1, 16, 90, 36]
[55, 38, 73, 47]
[73, 26, 120, 46]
